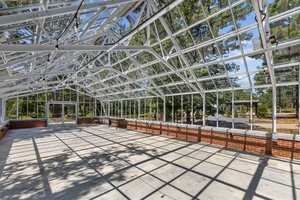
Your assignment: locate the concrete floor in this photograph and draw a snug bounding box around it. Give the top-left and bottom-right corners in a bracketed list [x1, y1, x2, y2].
[1, 125, 300, 200]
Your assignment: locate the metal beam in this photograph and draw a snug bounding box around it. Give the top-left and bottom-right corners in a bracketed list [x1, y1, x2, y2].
[0, 44, 150, 52]
[0, 0, 139, 26]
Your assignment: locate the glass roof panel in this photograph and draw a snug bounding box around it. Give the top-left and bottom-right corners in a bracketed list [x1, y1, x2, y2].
[0, 0, 299, 101]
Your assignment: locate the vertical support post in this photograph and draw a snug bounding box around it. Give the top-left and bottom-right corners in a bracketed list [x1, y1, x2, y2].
[107, 101, 110, 117]
[3, 98, 6, 121]
[272, 85, 277, 137]
[46, 102, 49, 126]
[76, 90, 79, 115]
[75, 102, 78, 125]
[125, 100, 127, 118]
[250, 89, 253, 130]
[181, 95, 183, 124]
[16, 96, 19, 119]
[163, 96, 166, 122]
[62, 103, 64, 125]
[150, 98, 152, 121]
[45, 91, 47, 121]
[203, 93, 206, 126]
[191, 94, 193, 125]
[144, 98, 146, 120]
[156, 97, 158, 121]
[100, 101, 103, 117]
[216, 92, 219, 127]
[107, 101, 109, 117]
[298, 66, 300, 134]
[232, 90, 235, 129]
[172, 96, 174, 123]
[0, 98, 3, 121]
[129, 100, 132, 119]
[0, 98, 6, 121]
[134, 100, 136, 119]
[114, 101, 116, 117]
[121, 100, 123, 118]
[138, 99, 141, 119]
[94, 98, 96, 117]
[26, 95, 28, 118]
[36, 94, 39, 118]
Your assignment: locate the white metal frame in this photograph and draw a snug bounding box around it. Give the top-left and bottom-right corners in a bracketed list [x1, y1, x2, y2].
[46, 101, 78, 126]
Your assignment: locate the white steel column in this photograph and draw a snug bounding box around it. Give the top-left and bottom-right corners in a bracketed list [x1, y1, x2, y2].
[129, 100, 132, 118]
[26, 96, 28, 118]
[121, 100, 123, 118]
[125, 100, 127, 118]
[36, 94, 39, 118]
[114, 101, 116, 117]
[150, 98, 152, 121]
[94, 98, 96, 116]
[46, 102, 49, 126]
[203, 93, 206, 126]
[272, 87, 277, 136]
[181, 95, 183, 124]
[172, 96, 174, 123]
[134, 100, 136, 119]
[138, 99, 141, 119]
[298, 66, 300, 134]
[216, 92, 219, 127]
[0, 98, 2, 121]
[16, 96, 19, 119]
[250, 90, 253, 130]
[163, 97, 166, 122]
[77, 90, 79, 118]
[144, 99, 146, 120]
[45, 91, 47, 120]
[232, 90, 235, 128]
[0, 98, 6, 121]
[156, 97, 158, 121]
[108, 101, 110, 117]
[75, 102, 78, 124]
[253, 0, 276, 137]
[62, 103, 64, 125]
[100, 101, 103, 117]
[191, 94, 194, 125]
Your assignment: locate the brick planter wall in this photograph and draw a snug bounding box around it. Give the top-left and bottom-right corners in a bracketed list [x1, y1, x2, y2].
[116, 119, 300, 159]
[0, 124, 9, 140]
[9, 119, 47, 129]
[110, 119, 127, 129]
[77, 117, 95, 125]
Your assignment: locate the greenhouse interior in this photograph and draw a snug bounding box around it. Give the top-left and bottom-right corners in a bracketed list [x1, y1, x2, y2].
[0, 0, 300, 199]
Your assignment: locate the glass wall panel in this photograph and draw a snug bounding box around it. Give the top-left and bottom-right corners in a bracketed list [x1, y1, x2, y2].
[206, 92, 217, 126]
[165, 96, 172, 122]
[64, 104, 76, 124]
[37, 93, 46, 118]
[193, 94, 203, 125]
[173, 95, 181, 123]
[276, 85, 298, 134]
[5, 98, 17, 120]
[18, 96, 27, 119]
[28, 95, 37, 118]
[183, 95, 191, 124]
[140, 99, 145, 120]
[234, 89, 251, 130]
[158, 98, 164, 121]
[218, 91, 232, 128]
[145, 98, 150, 120]
[252, 88, 272, 132]
[150, 98, 157, 121]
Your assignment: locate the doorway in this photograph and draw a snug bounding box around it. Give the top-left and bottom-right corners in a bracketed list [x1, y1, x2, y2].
[47, 101, 77, 125]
